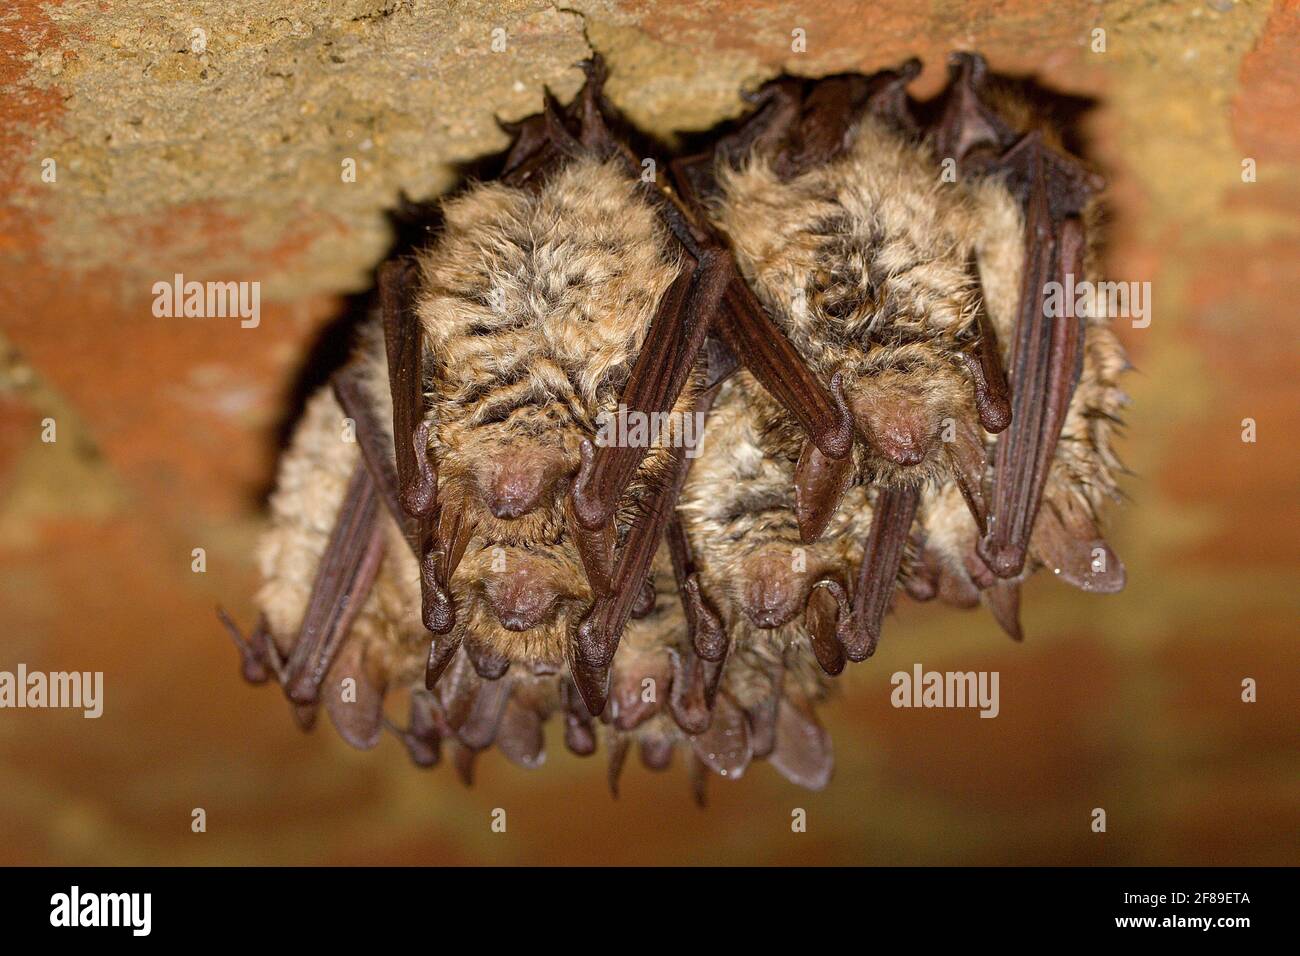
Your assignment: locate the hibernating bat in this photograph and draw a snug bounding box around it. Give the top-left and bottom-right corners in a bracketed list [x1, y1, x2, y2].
[673, 53, 1128, 677]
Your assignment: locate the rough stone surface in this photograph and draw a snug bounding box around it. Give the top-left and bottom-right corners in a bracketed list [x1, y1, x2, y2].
[0, 0, 1296, 864]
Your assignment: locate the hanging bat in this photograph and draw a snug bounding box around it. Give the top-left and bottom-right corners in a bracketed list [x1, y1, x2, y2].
[218, 50, 1130, 799]
[672, 54, 1128, 672]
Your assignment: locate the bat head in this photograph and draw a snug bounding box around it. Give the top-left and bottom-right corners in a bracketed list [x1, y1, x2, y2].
[712, 111, 996, 516]
[678, 374, 875, 639]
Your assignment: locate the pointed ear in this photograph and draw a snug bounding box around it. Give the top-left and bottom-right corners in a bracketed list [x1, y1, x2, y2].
[324, 637, 387, 751]
[691, 694, 753, 779]
[497, 697, 546, 770]
[1032, 500, 1126, 594]
[769, 691, 834, 791]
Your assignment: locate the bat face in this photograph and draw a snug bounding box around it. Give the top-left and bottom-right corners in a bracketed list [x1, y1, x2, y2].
[415, 156, 687, 665]
[679, 373, 873, 641]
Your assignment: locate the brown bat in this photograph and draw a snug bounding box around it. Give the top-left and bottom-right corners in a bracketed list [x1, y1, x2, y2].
[673, 54, 1127, 674]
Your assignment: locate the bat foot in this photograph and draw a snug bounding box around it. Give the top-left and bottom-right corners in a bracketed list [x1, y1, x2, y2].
[216, 607, 280, 685]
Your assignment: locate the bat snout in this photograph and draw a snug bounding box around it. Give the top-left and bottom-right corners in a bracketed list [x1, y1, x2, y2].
[850, 388, 936, 467]
[483, 558, 564, 631]
[739, 553, 817, 629]
[474, 445, 571, 520]
[847, 377, 941, 468]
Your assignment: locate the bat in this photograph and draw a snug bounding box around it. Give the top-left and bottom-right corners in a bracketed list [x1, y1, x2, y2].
[672, 54, 1128, 678]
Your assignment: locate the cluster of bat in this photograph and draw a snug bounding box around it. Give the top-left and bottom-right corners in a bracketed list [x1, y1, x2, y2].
[221, 53, 1128, 802]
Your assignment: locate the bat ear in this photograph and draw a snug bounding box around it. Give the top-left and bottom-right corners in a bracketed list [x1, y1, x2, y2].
[804, 584, 848, 676]
[575, 53, 614, 150]
[323, 638, 386, 751]
[496, 698, 546, 770]
[690, 693, 753, 780]
[668, 644, 720, 735]
[794, 437, 855, 543]
[769, 691, 834, 791]
[1031, 501, 1127, 594]
[391, 690, 443, 768]
[609, 647, 670, 731]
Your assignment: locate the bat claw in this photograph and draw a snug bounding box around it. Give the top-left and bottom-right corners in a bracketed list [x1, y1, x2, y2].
[794, 434, 855, 543]
[216, 606, 279, 685]
[425, 634, 460, 691]
[684, 575, 727, 662]
[400, 421, 438, 519]
[568, 644, 611, 718]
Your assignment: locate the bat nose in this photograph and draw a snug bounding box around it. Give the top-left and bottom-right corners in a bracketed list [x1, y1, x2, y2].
[873, 422, 927, 465]
[740, 554, 814, 629]
[851, 389, 934, 466]
[487, 471, 549, 518]
[476, 446, 569, 519]
[484, 559, 562, 631]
